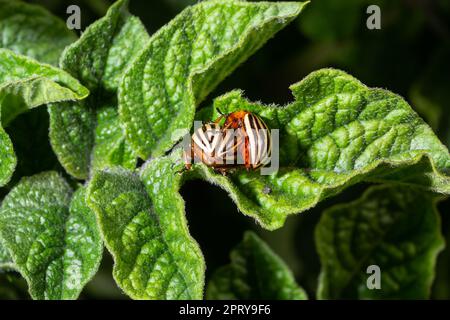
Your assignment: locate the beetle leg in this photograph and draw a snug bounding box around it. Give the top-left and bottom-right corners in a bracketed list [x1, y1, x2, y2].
[216, 168, 228, 176]
[213, 114, 225, 124]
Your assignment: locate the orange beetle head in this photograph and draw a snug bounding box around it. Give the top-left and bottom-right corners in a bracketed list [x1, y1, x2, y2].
[223, 110, 249, 129]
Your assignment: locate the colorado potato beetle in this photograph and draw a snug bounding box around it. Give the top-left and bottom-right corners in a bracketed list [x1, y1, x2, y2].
[183, 122, 241, 171]
[183, 110, 272, 173]
[222, 110, 272, 170]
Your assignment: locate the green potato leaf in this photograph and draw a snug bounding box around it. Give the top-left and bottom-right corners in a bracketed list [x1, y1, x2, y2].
[119, 0, 307, 159]
[48, 0, 150, 179]
[86, 153, 204, 300]
[0, 126, 14, 187]
[0, 0, 77, 66]
[0, 172, 103, 300]
[193, 68, 450, 229]
[0, 49, 89, 187]
[0, 241, 14, 270]
[316, 185, 444, 299]
[206, 231, 307, 300]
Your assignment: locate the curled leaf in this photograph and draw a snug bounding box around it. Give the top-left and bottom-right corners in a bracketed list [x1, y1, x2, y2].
[0, 49, 88, 186]
[194, 69, 450, 229]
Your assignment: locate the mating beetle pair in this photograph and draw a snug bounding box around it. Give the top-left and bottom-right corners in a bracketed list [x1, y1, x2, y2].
[183, 110, 272, 174]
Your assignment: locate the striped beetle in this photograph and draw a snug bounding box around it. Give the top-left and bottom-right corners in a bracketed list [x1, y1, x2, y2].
[183, 111, 272, 174]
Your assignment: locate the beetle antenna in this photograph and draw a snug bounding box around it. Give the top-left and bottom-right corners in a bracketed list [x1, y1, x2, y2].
[214, 107, 226, 124]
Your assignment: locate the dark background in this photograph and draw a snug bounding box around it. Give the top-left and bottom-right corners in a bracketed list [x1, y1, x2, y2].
[1, 0, 449, 299]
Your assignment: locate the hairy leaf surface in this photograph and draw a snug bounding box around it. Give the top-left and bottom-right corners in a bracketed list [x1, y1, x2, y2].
[0, 241, 14, 270]
[119, 0, 307, 159]
[87, 154, 204, 299]
[194, 69, 450, 229]
[48, 0, 149, 179]
[0, 0, 77, 65]
[207, 231, 307, 300]
[0, 49, 88, 186]
[316, 185, 444, 299]
[0, 172, 102, 300]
